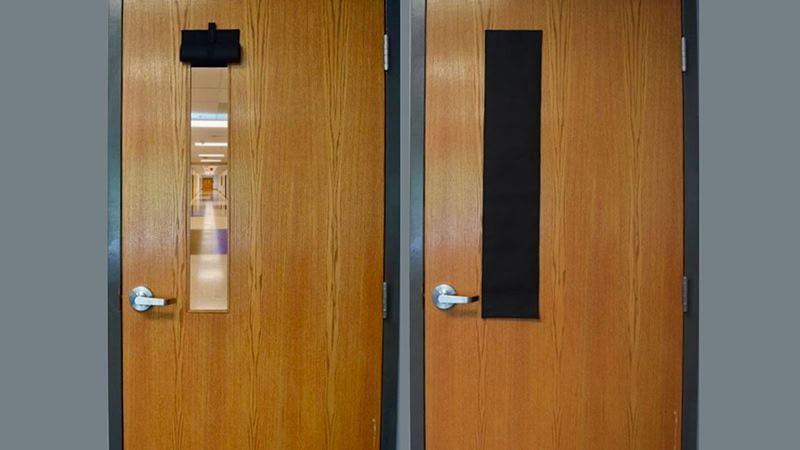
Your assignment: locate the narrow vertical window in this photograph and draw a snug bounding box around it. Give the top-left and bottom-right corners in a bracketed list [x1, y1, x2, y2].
[189, 67, 229, 311]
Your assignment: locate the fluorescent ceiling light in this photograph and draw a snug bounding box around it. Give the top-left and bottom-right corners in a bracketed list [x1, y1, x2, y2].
[198, 153, 225, 158]
[195, 142, 228, 147]
[191, 120, 228, 128]
[191, 112, 228, 120]
[201, 159, 222, 163]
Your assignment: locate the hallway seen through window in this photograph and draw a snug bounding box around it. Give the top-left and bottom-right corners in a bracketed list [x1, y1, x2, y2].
[189, 67, 229, 311]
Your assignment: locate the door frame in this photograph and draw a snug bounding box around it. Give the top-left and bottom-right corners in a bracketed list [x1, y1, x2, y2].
[106, 0, 402, 448]
[407, 0, 700, 448]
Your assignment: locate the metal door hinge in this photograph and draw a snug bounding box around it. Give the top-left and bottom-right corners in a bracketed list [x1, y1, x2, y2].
[383, 34, 389, 72]
[382, 282, 389, 319]
[682, 276, 689, 313]
[681, 36, 687, 73]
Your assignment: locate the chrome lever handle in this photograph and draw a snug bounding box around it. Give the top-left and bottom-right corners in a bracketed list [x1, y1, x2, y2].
[129, 286, 174, 312]
[432, 284, 479, 310]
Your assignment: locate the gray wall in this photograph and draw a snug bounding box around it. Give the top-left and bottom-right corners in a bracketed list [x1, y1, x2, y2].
[0, 0, 109, 449]
[698, 1, 800, 449]
[1, 0, 800, 449]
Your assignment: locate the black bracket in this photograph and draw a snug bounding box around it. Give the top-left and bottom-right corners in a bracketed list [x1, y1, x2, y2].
[180, 23, 241, 67]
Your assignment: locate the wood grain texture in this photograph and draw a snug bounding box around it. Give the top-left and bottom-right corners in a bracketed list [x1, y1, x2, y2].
[424, 0, 684, 448]
[122, 0, 385, 448]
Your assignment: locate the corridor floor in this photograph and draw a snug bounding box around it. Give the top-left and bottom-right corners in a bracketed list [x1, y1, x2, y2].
[190, 190, 228, 310]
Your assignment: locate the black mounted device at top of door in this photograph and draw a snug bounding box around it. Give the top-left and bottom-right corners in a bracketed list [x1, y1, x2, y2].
[180, 22, 241, 67]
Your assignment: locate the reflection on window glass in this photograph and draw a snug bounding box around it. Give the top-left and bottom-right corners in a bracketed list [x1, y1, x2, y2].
[189, 67, 229, 311]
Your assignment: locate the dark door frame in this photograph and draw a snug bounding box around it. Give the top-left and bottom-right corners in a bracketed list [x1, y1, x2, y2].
[107, 1, 401, 448]
[407, 0, 700, 448]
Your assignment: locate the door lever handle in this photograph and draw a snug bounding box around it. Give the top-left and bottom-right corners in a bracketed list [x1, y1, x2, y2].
[129, 286, 174, 312]
[432, 284, 479, 310]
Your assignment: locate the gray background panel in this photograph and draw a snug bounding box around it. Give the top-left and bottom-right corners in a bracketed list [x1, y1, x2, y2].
[0, 0, 109, 449]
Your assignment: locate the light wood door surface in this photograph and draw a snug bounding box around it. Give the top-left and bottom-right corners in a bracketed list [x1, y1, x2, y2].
[122, 0, 385, 448]
[201, 177, 213, 193]
[424, 0, 684, 449]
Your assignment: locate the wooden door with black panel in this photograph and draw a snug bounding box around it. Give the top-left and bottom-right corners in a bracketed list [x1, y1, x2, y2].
[425, 0, 684, 448]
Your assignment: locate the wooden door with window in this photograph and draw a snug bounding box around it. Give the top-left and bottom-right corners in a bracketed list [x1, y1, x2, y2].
[122, 0, 385, 448]
[424, 0, 684, 448]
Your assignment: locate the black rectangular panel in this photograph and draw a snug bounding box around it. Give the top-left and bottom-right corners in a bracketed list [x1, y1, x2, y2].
[481, 30, 542, 319]
[180, 23, 241, 67]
